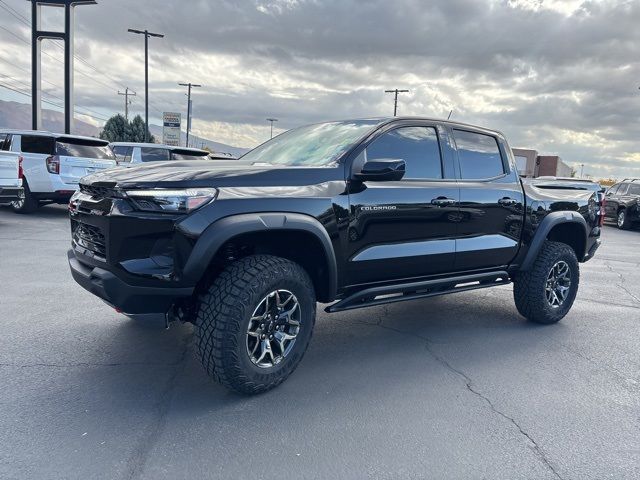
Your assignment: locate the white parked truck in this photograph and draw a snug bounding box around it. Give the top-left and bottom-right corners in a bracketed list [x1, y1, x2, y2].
[0, 150, 23, 205]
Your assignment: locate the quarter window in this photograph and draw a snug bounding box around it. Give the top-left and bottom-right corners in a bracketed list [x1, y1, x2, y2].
[20, 135, 55, 155]
[453, 130, 504, 179]
[141, 147, 170, 162]
[365, 126, 442, 179]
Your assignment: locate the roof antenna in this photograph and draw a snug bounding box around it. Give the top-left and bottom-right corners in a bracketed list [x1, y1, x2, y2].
[447, 110, 453, 120]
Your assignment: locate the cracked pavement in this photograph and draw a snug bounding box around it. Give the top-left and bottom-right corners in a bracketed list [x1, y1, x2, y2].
[1, 205, 639, 479]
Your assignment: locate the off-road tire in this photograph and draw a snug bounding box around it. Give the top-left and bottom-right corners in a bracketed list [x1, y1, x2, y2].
[195, 255, 316, 394]
[513, 241, 579, 324]
[11, 181, 39, 214]
[617, 209, 631, 230]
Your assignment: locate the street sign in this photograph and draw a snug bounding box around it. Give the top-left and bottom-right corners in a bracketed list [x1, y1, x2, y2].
[163, 112, 181, 146]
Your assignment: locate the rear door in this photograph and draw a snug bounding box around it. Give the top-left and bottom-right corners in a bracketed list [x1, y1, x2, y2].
[345, 121, 460, 286]
[15, 134, 56, 192]
[56, 138, 117, 185]
[450, 128, 524, 271]
[604, 183, 623, 219]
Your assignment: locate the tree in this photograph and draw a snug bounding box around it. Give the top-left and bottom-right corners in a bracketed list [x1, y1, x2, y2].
[126, 115, 155, 143]
[99, 114, 128, 142]
[99, 114, 155, 143]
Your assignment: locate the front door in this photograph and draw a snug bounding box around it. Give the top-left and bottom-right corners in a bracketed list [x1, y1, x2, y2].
[345, 123, 460, 286]
[449, 128, 524, 271]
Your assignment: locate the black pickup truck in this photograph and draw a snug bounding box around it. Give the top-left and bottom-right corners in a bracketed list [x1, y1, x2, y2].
[68, 118, 603, 394]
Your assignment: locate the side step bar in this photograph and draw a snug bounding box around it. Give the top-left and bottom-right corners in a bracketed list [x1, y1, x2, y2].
[325, 271, 510, 313]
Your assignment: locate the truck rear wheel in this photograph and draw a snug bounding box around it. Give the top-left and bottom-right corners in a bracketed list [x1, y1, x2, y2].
[195, 255, 316, 394]
[11, 181, 39, 214]
[513, 241, 579, 324]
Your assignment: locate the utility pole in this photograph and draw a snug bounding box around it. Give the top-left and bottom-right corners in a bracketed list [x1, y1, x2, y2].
[128, 28, 164, 142]
[118, 88, 136, 120]
[179, 82, 201, 147]
[266, 118, 278, 139]
[30, 0, 97, 133]
[385, 89, 409, 116]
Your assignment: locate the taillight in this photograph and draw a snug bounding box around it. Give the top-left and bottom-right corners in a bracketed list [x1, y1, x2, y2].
[46, 155, 60, 174]
[18, 156, 23, 178]
[598, 192, 606, 227]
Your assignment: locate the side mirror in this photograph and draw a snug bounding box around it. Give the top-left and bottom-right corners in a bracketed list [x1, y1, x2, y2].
[354, 159, 406, 182]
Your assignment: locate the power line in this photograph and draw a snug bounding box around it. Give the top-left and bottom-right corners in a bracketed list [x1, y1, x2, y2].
[0, 0, 30, 26]
[0, 2, 128, 92]
[0, 80, 109, 122]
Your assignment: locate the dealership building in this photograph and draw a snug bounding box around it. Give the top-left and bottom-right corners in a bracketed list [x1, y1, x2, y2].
[512, 148, 572, 178]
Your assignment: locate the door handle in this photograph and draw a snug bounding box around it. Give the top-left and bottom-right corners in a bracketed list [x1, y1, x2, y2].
[431, 197, 456, 207]
[498, 197, 517, 206]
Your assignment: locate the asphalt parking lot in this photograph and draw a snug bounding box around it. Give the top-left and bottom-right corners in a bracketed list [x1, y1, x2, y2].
[0, 205, 638, 480]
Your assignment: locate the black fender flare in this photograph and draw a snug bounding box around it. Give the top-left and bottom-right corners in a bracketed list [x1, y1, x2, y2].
[181, 212, 338, 300]
[520, 211, 588, 271]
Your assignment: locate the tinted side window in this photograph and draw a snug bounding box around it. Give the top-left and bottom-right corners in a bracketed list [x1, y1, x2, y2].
[141, 147, 170, 162]
[617, 183, 629, 195]
[21, 135, 55, 155]
[453, 130, 504, 179]
[627, 184, 640, 196]
[112, 146, 133, 162]
[365, 126, 442, 179]
[607, 184, 620, 195]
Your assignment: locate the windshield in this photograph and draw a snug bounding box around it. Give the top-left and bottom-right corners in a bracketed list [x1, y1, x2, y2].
[240, 120, 382, 167]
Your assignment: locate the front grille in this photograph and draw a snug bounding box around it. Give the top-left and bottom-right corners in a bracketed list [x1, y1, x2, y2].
[79, 184, 119, 200]
[73, 222, 106, 259]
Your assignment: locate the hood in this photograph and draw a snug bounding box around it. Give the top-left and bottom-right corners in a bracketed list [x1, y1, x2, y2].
[81, 160, 344, 189]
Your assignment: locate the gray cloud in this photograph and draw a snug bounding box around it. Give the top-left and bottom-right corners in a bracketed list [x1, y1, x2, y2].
[0, 0, 638, 178]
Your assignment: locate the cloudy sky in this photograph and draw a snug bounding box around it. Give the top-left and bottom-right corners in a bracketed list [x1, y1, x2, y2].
[0, 0, 638, 179]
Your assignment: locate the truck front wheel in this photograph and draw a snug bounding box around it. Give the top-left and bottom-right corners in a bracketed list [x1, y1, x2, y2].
[195, 255, 316, 394]
[513, 241, 579, 324]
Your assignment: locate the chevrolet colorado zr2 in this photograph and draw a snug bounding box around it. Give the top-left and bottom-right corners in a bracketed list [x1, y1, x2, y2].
[68, 118, 603, 394]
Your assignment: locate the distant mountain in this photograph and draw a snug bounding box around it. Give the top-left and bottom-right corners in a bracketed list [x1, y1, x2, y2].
[0, 100, 101, 137]
[0, 100, 249, 157]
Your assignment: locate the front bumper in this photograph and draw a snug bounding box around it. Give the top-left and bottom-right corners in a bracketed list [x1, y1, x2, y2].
[0, 186, 23, 204]
[68, 250, 193, 314]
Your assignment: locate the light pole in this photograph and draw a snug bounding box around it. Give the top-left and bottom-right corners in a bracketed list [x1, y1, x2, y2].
[266, 118, 278, 139]
[128, 28, 164, 142]
[385, 89, 409, 116]
[118, 88, 136, 121]
[179, 83, 202, 147]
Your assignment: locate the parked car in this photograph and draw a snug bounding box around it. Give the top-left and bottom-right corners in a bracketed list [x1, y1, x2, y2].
[110, 143, 221, 165]
[603, 178, 640, 229]
[68, 117, 603, 394]
[0, 130, 117, 213]
[0, 150, 23, 205]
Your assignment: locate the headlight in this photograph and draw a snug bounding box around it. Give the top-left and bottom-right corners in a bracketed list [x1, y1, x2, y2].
[125, 188, 218, 213]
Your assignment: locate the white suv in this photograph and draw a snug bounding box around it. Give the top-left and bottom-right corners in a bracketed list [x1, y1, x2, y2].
[110, 143, 216, 165]
[0, 131, 117, 213]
